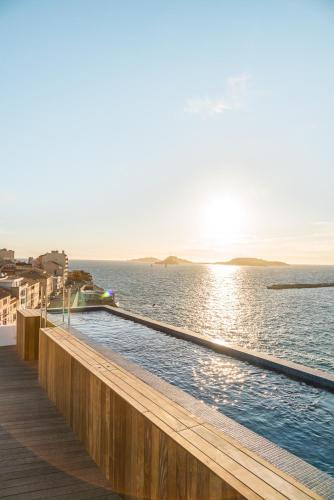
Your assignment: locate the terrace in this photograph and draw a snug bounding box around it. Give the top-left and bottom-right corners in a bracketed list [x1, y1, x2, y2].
[0, 308, 333, 499]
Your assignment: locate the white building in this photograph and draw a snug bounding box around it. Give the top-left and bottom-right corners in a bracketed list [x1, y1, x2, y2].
[0, 288, 17, 325]
[0, 276, 28, 309]
[24, 279, 40, 309]
[18, 269, 53, 299]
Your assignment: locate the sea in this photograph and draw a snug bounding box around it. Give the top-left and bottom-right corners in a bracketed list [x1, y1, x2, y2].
[70, 261, 334, 374]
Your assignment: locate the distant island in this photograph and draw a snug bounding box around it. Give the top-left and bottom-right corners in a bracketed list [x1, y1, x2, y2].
[129, 255, 193, 265]
[216, 257, 289, 267]
[128, 256, 289, 267]
[155, 255, 192, 265]
[128, 257, 159, 264]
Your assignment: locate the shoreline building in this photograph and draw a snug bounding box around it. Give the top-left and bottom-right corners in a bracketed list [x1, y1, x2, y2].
[0, 276, 28, 310]
[34, 250, 68, 291]
[0, 272, 44, 311]
[0, 248, 15, 262]
[0, 288, 17, 325]
[23, 278, 40, 309]
[18, 269, 53, 300]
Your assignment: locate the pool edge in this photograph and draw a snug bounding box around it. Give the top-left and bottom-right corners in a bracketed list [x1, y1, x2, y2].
[50, 304, 334, 393]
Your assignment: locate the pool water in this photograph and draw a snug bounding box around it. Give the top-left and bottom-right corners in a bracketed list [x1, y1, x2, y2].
[59, 310, 334, 477]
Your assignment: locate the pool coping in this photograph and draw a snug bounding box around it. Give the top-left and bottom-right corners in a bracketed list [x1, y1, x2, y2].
[49, 305, 334, 393]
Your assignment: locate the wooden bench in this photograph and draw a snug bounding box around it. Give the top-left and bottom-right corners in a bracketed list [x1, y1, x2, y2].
[38, 326, 320, 500]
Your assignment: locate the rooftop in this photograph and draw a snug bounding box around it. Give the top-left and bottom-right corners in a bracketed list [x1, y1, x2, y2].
[2, 308, 332, 499]
[0, 288, 11, 299]
[19, 269, 51, 280]
[0, 276, 24, 285]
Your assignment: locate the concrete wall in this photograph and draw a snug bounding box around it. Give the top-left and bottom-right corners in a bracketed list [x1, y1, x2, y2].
[0, 324, 16, 346]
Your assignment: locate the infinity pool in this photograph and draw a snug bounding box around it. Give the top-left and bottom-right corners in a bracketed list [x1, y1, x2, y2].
[55, 310, 334, 477]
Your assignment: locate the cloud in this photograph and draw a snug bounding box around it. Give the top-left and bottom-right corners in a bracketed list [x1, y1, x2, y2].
[185, 73, 251, 116]
[184, 97, 231, 115]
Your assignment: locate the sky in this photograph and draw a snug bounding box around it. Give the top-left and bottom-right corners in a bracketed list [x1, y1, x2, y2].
[0, 0, 333, 264]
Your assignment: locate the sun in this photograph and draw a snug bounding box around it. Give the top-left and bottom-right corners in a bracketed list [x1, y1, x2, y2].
[200, 195, 246, 247]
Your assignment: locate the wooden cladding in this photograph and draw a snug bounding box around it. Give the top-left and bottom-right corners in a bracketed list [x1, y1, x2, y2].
[16, 309, 41, 361]
[38, 327, 319, 500]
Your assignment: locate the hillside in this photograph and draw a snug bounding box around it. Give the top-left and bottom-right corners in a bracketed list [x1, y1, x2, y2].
[128, 257, 159, 263]
[155, 255, 193, 265]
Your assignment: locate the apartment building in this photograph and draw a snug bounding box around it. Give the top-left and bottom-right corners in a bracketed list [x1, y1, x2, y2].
[0, 274, 44, 310]
[0, 288, 17, 325]
[34, 250, 68, 283]
[0, 276, 28, 309]
[24, 279, 40, 308]
[0, 248, 15, 262]
[19, 269, 53, 298]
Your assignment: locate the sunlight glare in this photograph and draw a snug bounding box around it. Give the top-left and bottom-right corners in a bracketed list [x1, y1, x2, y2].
[200, 195, 247, 247]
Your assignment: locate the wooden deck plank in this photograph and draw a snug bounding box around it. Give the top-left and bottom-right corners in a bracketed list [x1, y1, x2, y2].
[0, 346, 120, 499]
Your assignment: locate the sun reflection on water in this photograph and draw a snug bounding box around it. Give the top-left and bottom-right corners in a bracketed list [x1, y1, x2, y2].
[201, 264, 241, 344]
[192, 353, 246, 406]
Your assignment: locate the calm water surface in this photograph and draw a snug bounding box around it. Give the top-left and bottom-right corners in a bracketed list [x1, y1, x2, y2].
[71, 261, 334, 373]
[66, 310, 334, 477]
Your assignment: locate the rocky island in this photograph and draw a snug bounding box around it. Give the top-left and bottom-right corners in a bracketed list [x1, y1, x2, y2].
[128, 256, 290, 267]
[216, 257, 289, 267]
[129, 255, 193, 265]
[128, 257, 159, 263]
[155, 256, 193, 265]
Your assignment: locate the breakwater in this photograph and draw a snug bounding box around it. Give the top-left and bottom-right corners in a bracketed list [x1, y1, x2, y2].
[268, 283, 334, 290]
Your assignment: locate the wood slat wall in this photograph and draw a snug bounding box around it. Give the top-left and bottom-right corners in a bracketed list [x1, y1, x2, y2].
[17, 309, 41, 361]
[38, 326, 319, 500]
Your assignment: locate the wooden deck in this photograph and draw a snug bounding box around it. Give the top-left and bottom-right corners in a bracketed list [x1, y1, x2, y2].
[0, 346, 120, 499]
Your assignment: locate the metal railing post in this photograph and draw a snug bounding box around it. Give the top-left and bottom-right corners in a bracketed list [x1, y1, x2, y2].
[62, 281, 65, 324]
[67, 286, 71, 329]
[40, 285, 43, 329]
[45, 286, 48, 327]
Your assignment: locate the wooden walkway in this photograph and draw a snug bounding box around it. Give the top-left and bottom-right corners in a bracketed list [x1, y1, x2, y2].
[0, 346, 120, 499]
